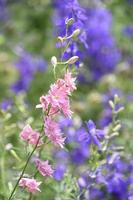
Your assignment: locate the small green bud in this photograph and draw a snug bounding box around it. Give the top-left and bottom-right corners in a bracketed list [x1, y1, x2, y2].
[65, 18, 74, 26]
[66, 56, 79, 64]
[72, 29, 80, 38]
[116, 106, 124, 113]
[109, 100, 114, 109]
[114, 94, 120, 104]
[109, 132, 119, 139]
[113, 124, 121, 132]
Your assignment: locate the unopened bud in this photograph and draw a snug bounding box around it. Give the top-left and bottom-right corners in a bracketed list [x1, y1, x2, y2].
[5, 143, 13, 151]
[114, 94, 120, 104]
[67, 56, 79, 65]
[109, 100, 114, 109]
[65, 18, 74, 26]
[72, 29, 80, 37]
[57, 36, 64, 43]
[113, 124, 121, 132]
[51, 56, 57, 67]
[116, 106, 124, 113]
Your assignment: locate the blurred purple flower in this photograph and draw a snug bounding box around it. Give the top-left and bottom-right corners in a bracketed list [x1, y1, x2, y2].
[0, 0, 8, 21]
[70, 144, 89, 164]
[123, 25, 133, 37]
[86, 120, 105, 149]
[85, 8, 121, 80]
[11, 52, 47, 93]
[53, 164, 66, 181]
[0, 99, 12, 110]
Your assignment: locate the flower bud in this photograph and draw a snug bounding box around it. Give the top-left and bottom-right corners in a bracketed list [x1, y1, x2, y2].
[51, 56, 57, 67]
[72, 29, 80, 38]
[113, 124, 121, 132]
[67, 56, 79, 65]
[65, 18, 74, 26]
[57, 36, 64, 43]
[114, 94, 120, 104]
[109, 100, 114, 109]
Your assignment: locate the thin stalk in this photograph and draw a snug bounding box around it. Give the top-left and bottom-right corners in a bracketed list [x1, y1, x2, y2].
[1, 152, 7, 199]
[8, 137, 41, 200]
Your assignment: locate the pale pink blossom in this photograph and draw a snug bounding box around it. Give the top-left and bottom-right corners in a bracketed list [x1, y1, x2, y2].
[19, 178, 41, 193]
[35, 159, 54, 177]
[44, 117, 65, 148]
[36, 71, 76, 118]
[20, 125, 42, 146]
[64, 70, 76, 93]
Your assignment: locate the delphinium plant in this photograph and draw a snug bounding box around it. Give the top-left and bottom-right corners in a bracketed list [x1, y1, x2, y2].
[7, 19, 79, 200]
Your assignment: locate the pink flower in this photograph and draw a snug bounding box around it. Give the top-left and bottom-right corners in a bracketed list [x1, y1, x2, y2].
[36, 70, 76, 118]
[64, 70, 76, 93]
[35, 159, 53, 177]
[20, 125, 42, 146]
[44, 117, 65, 148]
[19, 178, 41, 193]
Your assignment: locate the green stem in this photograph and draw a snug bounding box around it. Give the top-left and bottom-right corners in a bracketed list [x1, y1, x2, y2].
[1, 152, 7, 199]
[8, 137, 41, 200]
[28, 193, 33, 200]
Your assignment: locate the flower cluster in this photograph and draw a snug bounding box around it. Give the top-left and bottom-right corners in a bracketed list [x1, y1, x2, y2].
[78, 156, 133, 200]
[19, 124, 53, 193]
[18, 62, 76, 194]
[53, 117, 105, 180]
[37, 70, 76, 148]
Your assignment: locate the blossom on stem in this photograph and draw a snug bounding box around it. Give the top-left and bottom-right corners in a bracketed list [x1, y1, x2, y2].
[36, 70, 76, 118]
[20, 124, 42, 146]
[35, 159, 54, 177]
[19, 178, 41, 193]
[44, 117, 66, 148]
[86, 120, 105, 150]
[64, 70, 76, 93]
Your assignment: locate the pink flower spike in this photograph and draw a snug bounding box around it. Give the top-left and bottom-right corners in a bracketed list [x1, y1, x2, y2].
[19, 178, 41, 193]
[35, 159, 54, 177]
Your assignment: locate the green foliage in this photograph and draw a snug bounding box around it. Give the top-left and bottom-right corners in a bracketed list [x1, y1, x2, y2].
[54, 173, 79, 200]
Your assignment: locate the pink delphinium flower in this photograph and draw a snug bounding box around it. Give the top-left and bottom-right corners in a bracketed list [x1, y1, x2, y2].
[36, 70, 76, 118]
[20, 125, 42, 146]
[19, 178, 41, 193]
[44, 117, 65, 148]
[64, 70, 76, 93]
[35, 159, 54, 177]
[20, 124, 32, 141]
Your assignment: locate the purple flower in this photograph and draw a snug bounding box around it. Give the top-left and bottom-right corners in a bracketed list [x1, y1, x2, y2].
[107, 173, 128, 200]
[11, 51, 47, 93]
[85, 8, 121, 80]
[123, 25, 133, 37]
[0, 0, 8, 21]
[86, 120, 105, 149]
[89, 187, 106, 200]
[53, 164, 66, 181]
[0, 99, 12, 110]
[70, 144, 89, 164]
